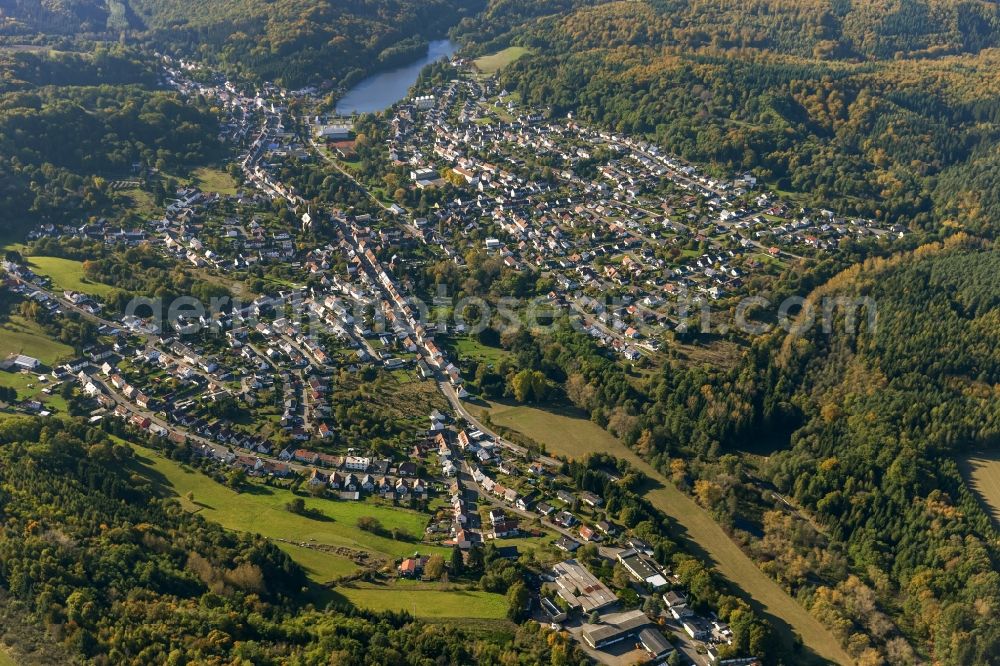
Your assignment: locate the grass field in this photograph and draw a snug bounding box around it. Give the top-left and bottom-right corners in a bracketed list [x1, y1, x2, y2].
[276, 542, 359, 582]
[0, 647, 16, 666]
[128, 444, 449, 565]
[0, 316, 73, 366]
[475, 400, 851, 665]
[336, 581, 507, 619]
[451, 337, 510, 365]
[119, 188, 159, 217]
[0, 371, 68, 412]
[26, 256, 115, 298]
[192, 167, 238, 195]
[479, 401, 616, 459]
[959, 452, 1000, 526]
[474, 47, 531, 76]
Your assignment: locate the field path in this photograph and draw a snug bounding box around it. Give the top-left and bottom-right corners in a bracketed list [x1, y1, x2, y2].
[477, 401, 852, 665]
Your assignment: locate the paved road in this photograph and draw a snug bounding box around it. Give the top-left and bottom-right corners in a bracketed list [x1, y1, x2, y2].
[438, 380, 562, 468]
[459, 461, 578, 542]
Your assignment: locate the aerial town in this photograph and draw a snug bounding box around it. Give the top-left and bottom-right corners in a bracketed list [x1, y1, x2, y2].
[0, 49, 910, 666]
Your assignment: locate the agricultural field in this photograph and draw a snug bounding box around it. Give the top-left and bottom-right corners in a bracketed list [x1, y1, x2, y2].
[335, 581, 507, 619]
[475, 400, 851, 665]
[0, 315, 74, 366]
[128, 443, 450, 565]
[192, 167, 239, 195]
[959, 452, 1000, 526]
[473, 47, 531, 76]
[25, 256, 115, 298]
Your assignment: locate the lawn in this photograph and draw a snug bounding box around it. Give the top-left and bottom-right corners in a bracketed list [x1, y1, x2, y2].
[26, 256, 115, 298]
[474, 47, 531, 76]
[476, 400, 616, 460]
[192, 167, 239, 195]
[0, 316, 74, 366]
[128, 444, 449, 564]
[475, 400, 852, 665]
[336, 581, 507, 619]
[0, 371, 68, 412]
[959, 452, 1000, 526]
[0, 647, 15, 666]
[276, 542, 359, 582]
[118, 188, 159, 217]
[451, 337, 510, 365]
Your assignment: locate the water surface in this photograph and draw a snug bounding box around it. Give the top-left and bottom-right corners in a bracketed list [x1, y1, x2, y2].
[335, 40, 457, 115]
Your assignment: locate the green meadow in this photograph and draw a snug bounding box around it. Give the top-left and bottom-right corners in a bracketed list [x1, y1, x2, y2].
[26, 256, 115, 298]
[128, 444, 448, 567]
[473, 47, 531, 76]
[0, 315, 73, 365]
[335, 580, 507, 619]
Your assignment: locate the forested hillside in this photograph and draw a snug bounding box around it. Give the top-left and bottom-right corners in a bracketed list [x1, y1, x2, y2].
[760, 238, 1000, 664]
[454, 0, 1000, 233]
[2, 0, 485, 87]
[0, 53, 221, 228]
[510, 237, 1000, 664]
[0, 416, 585, 665]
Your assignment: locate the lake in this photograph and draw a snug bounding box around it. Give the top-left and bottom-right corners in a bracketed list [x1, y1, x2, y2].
[335, 39, 457, 115]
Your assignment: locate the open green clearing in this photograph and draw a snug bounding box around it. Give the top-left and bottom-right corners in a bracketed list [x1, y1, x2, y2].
[128, 443, 449, 565]
[478, 401, 617, 459]
[0, 371, 68, 412]
[450, 337, 510, 365]
[959, 452, 1000, 527]
[336, 581, 507, 619]
[118, 187, 159, 217]
[0, 316, 73, 366]
[473, 47, 531, 76]
[192, 167, 239, 195]
[276, 542, 359, 582]
[474, 400, 852, 665]
[26, 256, 115, 298]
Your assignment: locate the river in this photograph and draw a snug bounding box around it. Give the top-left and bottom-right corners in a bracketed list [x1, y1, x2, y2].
[335, 39, 458, 115]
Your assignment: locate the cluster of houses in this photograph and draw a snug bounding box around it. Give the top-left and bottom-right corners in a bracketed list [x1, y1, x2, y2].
[373, 76, 904, 358]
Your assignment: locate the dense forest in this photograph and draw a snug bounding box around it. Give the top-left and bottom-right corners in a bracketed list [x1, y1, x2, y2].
[451, 0, 1000, 233]
[0, 47, 221, 227]
[0, 415, 587, 665]
[2, 0, 485, 87]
